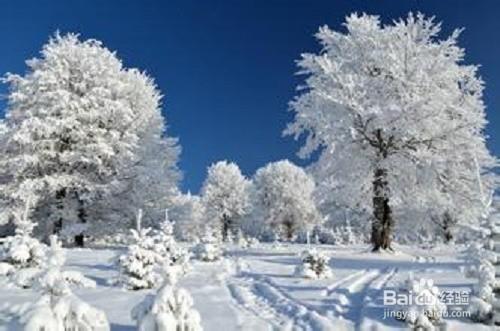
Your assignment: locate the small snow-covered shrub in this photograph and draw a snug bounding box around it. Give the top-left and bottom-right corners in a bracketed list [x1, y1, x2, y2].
[13, 236, 109, 331]
[245, 236, 259, 248]
[193, 242, 221, 262]
[131, 266, 203, 331]
[294, 249, 332, 279]
[153, 219, 191, 273]
[463, 244, 499, 324]
[397, 277, 446, 330]
[0, 262, 15, 276]
[10, 267, 42, 288]
[6, 236, 95, 289]
[88, 231, 133, 247]
[62, 270, 97, 289]
[193, 228, 222, 262]
[117, 227, 163, 290]
[309, 224, 368, 246]
[469, 296, 493, 324]
[0, 219, 46, 269]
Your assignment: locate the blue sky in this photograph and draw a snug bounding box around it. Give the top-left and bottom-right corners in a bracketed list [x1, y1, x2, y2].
[0, 0, 499, 192]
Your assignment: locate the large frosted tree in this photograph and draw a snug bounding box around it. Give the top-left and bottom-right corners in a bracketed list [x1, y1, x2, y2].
[0, 33, 180, 245]
[201, 161, 251, 240]
[286, 13, 496, 250]
[253, 160, 319, 241]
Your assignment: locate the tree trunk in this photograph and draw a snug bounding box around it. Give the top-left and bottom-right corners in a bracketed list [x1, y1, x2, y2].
[53, 188, 66, 235]
[74, 198, 86, 247]
[221, 216, 230, 242]
[442, 212, 454, 243]
[283, 220, 294, 241]
[371, 167, 393, 251]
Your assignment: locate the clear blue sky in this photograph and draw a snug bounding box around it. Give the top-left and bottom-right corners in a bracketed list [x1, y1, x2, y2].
[0, 0, 499, 193]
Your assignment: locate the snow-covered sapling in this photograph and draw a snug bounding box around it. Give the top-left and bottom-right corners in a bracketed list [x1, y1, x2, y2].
[294, 249, 332, 279]
[117, 226, 163, 290]
[13, 236, 109, 331]
[397, 277, 447, 329]
[463, 244, 500, 323]
[193, 228, 222, 262]
[0, 203, 46, 269]
[131, 265, 203, 331]
[0, 262, 14, 276]
[154, 215, 191, 274]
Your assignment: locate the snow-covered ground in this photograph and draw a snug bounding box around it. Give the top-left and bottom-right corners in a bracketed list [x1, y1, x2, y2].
[0, 243, 491, 330]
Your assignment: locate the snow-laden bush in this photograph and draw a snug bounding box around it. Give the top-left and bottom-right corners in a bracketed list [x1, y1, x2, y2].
[294, 249, 332, 279]
[117, 227, 164, 290]
[0, 216, 46, 269]
[233, 230, 252, 248]
[153, 218, 190, 274]
[193, 228, 222, 262]
[87, 231, 134, 247]
[245, 236, 259, 248]
[397, 277, 446, 330]
[463, 244, 500, 323]
[12, 236, 109, 331]
[308, 224, 368, 246]
[131, 265, 203, 331]
[0, 225, 96, 288]
[0, 262, 15, 276]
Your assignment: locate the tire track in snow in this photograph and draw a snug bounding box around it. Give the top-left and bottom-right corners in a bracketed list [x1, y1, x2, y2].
[357, 268, 398, 331]
[323, 269, 381, 317]
[227, 281, 286, 329]
[228, 272, 352, 331]
[322, 268, 398, 330]
[324, 269, 371, 297]
[251, 278, 347, 330]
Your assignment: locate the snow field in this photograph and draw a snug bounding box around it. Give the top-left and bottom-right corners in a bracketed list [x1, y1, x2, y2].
[0, 243, 494, 330]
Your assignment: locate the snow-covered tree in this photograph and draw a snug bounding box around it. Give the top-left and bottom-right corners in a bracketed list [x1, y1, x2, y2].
[253, 160, 319, 241]
[285, 13, 497, 250]
[0, 32, 180, 245]
[201, 161, 251, 241]
[171, 192, 205, 241]
[131, 265, 202, 331]
[12, 236, 108, 331]
[92, 68, 181, 231]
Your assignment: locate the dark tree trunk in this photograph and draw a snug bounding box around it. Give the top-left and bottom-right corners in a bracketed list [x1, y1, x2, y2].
[441, 212, 455, 243]
[283, 220, 294, 241]
[53, 188, 66, 235]
[371, 167, 393, 251]
[221, 216, 230, 242]
[74, 198, 86, 247]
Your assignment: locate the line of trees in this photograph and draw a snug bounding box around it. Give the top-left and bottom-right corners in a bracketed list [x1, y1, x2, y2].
[173, 160, 320, 242]
[0, 12, 497, 250]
